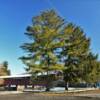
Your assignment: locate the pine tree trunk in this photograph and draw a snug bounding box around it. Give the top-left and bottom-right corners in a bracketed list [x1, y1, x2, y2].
[65, 82, 69, 91]
[45, 55, 50, 92]
[45, 85, 50, 91]
[45, 71, 50, 92]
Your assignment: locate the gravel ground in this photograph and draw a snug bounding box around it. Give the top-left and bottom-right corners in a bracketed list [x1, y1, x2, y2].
[0, 93, 100, 100]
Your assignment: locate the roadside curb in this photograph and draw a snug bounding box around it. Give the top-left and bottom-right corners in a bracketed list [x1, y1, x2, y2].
[23, 88, 98, 93]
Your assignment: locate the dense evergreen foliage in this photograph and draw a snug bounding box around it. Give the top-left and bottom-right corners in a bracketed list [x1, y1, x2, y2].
[20, 10, 100, 90]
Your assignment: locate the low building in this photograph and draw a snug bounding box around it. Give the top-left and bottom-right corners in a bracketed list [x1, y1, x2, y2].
[0, 71, 64, 91]
[0, 74, 31, 91]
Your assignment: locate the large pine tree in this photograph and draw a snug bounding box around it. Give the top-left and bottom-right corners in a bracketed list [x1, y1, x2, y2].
[61, 24, 90, 82]
[20, 10, 65, 91]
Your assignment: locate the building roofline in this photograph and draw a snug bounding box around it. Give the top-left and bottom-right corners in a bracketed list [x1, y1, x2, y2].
[0, 74, 31, 79]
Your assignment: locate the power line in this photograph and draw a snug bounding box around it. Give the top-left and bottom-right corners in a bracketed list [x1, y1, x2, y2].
[46, 0, 65, 18]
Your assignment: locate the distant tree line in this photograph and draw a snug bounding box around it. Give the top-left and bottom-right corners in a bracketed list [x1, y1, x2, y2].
[0, 61, 10, 76]
[20, 10, 100, 91]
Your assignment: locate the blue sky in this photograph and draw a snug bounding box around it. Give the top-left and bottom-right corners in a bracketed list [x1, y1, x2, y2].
[0, 0, 100, 75]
